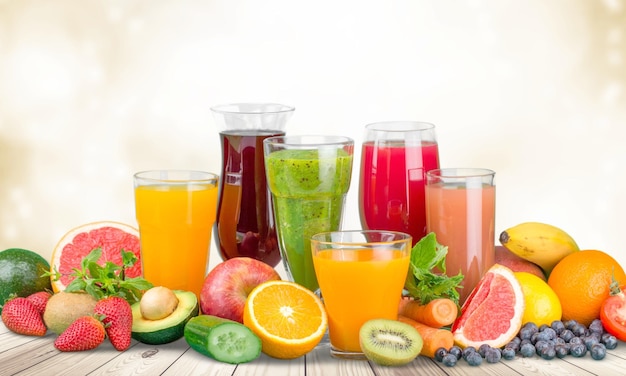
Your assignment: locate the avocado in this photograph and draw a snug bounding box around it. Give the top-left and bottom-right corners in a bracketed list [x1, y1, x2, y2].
[131, 290, 199, 345]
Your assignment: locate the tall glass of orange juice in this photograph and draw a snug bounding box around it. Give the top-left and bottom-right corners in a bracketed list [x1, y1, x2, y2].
[425, 168, 496, 306]
[310, 230, 411, 359]
[134, 170, 219, 299]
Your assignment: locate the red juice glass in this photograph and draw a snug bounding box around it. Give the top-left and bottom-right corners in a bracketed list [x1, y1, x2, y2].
[358, 121, 439, 245]
[211, 103, 294, 267]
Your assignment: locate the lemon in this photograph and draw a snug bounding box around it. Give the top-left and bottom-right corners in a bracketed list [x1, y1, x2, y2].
[515, 271, 562, 327]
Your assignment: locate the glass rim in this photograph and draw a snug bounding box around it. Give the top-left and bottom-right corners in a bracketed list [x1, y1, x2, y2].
[263, 134, 354, 147]
[365, 121, 435, 132]
[310, 229, 412, 245]
[426, 168, 495, 178]
[210, 103, 295, 115]
[133, 170, 219, 183]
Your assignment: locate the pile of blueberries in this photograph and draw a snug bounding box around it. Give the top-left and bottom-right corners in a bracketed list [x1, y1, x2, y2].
[434, 319, 619, 367]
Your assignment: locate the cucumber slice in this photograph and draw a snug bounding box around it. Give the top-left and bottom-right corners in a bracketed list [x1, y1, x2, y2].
[184, 315, 261, 364]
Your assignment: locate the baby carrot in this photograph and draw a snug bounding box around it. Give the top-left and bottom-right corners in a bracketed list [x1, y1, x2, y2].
[398, 315, 454, 358]
[398, 298, 458, 328]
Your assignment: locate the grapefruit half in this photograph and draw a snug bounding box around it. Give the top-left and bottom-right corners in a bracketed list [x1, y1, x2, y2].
[451, 264, 525, 349]
[50, 221, 143, 293]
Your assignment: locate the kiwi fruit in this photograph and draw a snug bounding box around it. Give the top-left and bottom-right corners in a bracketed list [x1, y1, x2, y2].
[43, 291, 98, 334]
[359, 318, 423, 366]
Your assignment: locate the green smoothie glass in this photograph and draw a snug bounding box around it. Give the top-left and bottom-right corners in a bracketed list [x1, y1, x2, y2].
[264, 135, 354, 292]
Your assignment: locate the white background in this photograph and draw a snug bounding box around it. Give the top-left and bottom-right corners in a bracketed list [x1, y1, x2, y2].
[1, 0, 625, 275]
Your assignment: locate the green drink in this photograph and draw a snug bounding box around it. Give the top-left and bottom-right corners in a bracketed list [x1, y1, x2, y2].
[264, 136, 354, 291]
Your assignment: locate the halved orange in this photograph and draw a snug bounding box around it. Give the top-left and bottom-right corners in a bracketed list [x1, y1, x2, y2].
[243, 280, 327, 359]
[452, 264, 525, 349]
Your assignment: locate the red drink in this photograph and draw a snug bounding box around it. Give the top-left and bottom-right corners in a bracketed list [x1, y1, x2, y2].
[359, 140, 439, 243]
[216, 129, 284, 266]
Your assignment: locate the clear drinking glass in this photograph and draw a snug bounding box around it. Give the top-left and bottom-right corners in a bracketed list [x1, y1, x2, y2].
[134, 170, 219, 299]
[211, 103, 294, 267]
[359, 121, 439, 245]
[264, 135, 354, 292]
[311, 230, 412, 359]
[425, 168, 496, 305]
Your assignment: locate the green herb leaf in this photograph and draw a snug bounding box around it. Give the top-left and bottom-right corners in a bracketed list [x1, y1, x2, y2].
[404, 232, 464, 305]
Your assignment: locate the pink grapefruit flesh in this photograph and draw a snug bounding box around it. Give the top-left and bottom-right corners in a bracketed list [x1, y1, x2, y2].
[50, 221, 142, 292]
[452, 263, 525, 349]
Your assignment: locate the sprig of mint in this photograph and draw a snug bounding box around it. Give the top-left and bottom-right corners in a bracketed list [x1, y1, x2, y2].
[45, 248, 153, 304]
[404, 232, 464, 305]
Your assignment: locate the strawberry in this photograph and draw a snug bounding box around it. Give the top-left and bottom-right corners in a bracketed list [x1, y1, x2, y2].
[94, 296, 133, 351]
[26, 291, 52, 314]
[1, 297, 47, 336]
[54, 316, 106, 352]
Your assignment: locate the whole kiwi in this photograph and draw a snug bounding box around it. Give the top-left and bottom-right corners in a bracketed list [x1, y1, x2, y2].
[359, 318, 423, 366]
[43, 291, 98, 334]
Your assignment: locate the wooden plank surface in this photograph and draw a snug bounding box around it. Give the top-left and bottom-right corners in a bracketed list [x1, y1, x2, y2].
[1, 322, 625, 376]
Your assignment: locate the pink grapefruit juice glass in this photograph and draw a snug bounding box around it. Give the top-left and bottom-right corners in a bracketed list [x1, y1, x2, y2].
[359, 121, 439, 245]
[425, 168, 496, 305]
[311, 230, 412, 359]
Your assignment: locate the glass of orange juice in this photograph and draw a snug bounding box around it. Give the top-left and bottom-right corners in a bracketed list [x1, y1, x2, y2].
[310, 230, 412, 359]
[134, 170, 219, 299]
[425, 168, 496, 306]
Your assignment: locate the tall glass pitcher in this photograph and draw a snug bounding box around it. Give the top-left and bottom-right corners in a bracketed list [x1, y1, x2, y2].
[211, 103, 295, 267]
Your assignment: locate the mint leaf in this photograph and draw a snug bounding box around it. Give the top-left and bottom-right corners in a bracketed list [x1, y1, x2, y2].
[404, 232, 464, 305]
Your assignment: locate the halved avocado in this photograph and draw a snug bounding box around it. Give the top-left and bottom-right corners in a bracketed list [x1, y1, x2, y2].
[131, 290, 199, 345]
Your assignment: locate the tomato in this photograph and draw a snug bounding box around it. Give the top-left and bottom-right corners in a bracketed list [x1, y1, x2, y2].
[600, 285, 626, 341]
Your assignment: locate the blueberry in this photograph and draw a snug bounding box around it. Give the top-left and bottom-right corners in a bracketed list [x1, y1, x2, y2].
[583, 335, 600, 350]
[570, 343, 587, 358]
[448, 346, 463, 360]
[564, 319, 579, 330]
[588, 319, 604, 334]
[559, 329, 574, 342]
[478, 343, 491, 357]
[590, 343, 606, 360]
[484, 348, 502, 363]
[571, 323, 587, 337]
[538, 323, 550, 332]
[501, 347, 516, 360]
[465, 352, 483, 366]
[520, 343, 535, 358]
[434, 347, 447, 362]
[539, 345, 556, 360]
[534, 340, 550, 354]
[462, 346, 476, 361]
[601, 333, 618, 350]
[541, 327, 557, 341]
[441, 353, 458, 367]
[551, 320, 565, 334]
[569, 336, 583, 346]
[555, 343, 569, 358]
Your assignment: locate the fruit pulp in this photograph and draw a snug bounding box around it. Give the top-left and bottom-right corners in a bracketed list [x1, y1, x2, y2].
[312, 249, 409, 353]
[426, 183, 495, 305]
[135, 184, 218, 298]
[266, 149, 353, 292]
[216, 130, 283, 267]
[359, 141, 439, 244]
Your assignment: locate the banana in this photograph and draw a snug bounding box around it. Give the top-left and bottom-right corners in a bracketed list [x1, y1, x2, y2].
[499, 222, 579, 275]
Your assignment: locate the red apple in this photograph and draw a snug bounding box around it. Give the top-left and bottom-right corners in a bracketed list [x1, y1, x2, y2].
[495, 245, 547, 281]
[200, 257, 281, 323]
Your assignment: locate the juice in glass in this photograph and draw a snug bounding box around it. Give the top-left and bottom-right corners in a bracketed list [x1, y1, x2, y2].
[264, 136, 354, 292]
[425, 168, 495, 305]
[359, 122, 439, 245]
[216, 130, 283, 266]
[134, 170, 218, 299]
[311, 230, 411, 358]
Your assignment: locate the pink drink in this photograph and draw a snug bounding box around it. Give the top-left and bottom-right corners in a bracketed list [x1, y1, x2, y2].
[426, 172, 496, 305]
[359, 140, 439, 243]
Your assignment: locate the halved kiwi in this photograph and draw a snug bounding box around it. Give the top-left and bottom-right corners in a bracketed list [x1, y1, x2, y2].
[359, 318, 423, 366]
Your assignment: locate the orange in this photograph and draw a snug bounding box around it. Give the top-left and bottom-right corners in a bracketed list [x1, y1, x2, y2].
[243, 280, 327, 359]
[452, 264, 525, 349]
[548, 250, 626, 327]
[50, 221, 142, 292]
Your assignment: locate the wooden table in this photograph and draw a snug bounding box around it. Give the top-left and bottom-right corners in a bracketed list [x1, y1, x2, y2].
[2, 321, 626, 376]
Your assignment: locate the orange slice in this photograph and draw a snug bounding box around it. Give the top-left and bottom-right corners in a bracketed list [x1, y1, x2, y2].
[243, 280, 328, 359]
[452, 264, 525, 349]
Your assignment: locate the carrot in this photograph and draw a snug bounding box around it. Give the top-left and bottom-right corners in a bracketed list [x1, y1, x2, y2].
[398, 315, 454, 358]
[398, 298, 458, 328]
